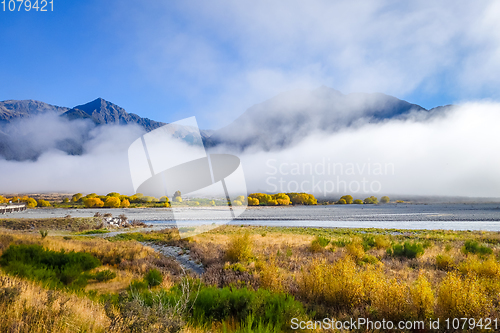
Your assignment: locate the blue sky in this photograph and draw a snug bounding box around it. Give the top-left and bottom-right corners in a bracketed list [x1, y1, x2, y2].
[1, 0, 500, 129]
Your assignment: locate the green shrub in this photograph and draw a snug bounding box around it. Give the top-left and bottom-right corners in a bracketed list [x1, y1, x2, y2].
[361, 236, 376, 250]
[361, 254, 379, 265]
[92, 269, 117, 282]
[315, 236, 330, 247]
[145, 268, 163, 287]
[462, 240, 493, 255]
[129, 279, 149, 291]
[387, 241, 425, 259]
[331, 238, 351, 247]
[309, 240, 324, 253]
[186, 285, 307, 332]
[39, 230, 48, 239]
[0, 244, 100, 288]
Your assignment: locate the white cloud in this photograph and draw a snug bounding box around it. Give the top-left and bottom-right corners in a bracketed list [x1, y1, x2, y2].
[116, 0, 500, 128]
[239, 102, 500, 198]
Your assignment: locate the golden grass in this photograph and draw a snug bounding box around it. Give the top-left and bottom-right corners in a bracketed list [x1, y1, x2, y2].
[3, 225, 500, 331]
[0, 271, 110, 333]
[0, 231, 156, 265]
[85, 267, 137, 294]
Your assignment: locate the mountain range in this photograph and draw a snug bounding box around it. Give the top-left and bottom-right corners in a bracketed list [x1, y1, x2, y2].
[0, 87, 450, 160]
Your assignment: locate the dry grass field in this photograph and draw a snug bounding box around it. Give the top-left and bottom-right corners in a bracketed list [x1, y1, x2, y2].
[1, 221, 500, 332]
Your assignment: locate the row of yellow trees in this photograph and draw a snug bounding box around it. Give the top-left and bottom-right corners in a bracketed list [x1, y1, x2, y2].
[336, 195, 390, 205]
[71, 192, 170, 208]
[0, 195, 50, 208]
[247, 193, 317, 206]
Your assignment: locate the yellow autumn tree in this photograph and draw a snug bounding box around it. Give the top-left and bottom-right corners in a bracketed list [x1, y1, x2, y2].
[247, 197, 259, 206]
[104, 197, 121, 208]
[248, 193, 271, 205]
[287, 193, 317, 205]
[83, 197, 104, 208]
[25, 198, 37, 208]
[37, 199, 51, 207]
[272, 193, 291, 205]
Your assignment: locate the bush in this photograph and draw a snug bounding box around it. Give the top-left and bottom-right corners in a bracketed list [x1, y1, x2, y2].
[345, 242, 365, 261]
[144, 268, 163, 287]
[360, 254, 378, 265]
[104, 197, 121, 208]
[272, 193, 290, 205]
[371, 278, 409, 321]
[25, 198, 37, 208]
[462, 240, 493, 255]
[37, 199, 51, 207]
[247, 197, 259, 206]
[107, 290, 183, 333]
[459, 256, 500, 278]
[287, 193, 317, 205]
[0, 244, 100, 288]
[298, 257, 366, 311]
[83, 197, 104, 208]
[339, 195, 353, 204]
[363, 196, 378, 204]
[120, 199, 130, 208]
[248, 193, 272, 205]
[226, 232, 253, 263]
[39, 230, 48, 239]
[331, 238, 351, 247]
[410, 273, 435, 319]
[374, 235, 391, 249]
[312, 236, 329, 247]
[72, 193, 83, 202]
[353, 199, 364, 204]
[92, 269, 117, 282]
[437, 272, 491, 319]
[387, 241, 425, 259]
[380, 196, 390, 203]
[436, 254, 455, 271]
[187, 285, 307, 332]
[337, 199, 346, 204]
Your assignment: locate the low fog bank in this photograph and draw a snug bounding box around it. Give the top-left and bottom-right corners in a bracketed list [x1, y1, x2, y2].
[1, 101, 500, 199]
[234, 102, 500, 199]
[0, 115, 145, 194]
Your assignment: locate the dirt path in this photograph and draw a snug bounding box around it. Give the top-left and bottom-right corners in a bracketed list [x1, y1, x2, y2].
[140, 242, 205, 275]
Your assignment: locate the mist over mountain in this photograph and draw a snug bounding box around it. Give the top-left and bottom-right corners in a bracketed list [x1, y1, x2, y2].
[0, 98, 209, 161]
[0, 88, 449, 161]
[208, 86, 447, 151]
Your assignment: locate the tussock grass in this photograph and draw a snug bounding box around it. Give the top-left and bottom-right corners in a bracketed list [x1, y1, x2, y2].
[225, 232, 254, 263]
[0, 270, 110, 332]
[4, 224, 500, 332]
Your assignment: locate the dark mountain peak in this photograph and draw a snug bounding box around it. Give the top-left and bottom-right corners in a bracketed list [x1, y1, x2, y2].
[64, 98, 165, 132]
[73, 98, 125, 117]
[0, 99, 69, 122]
